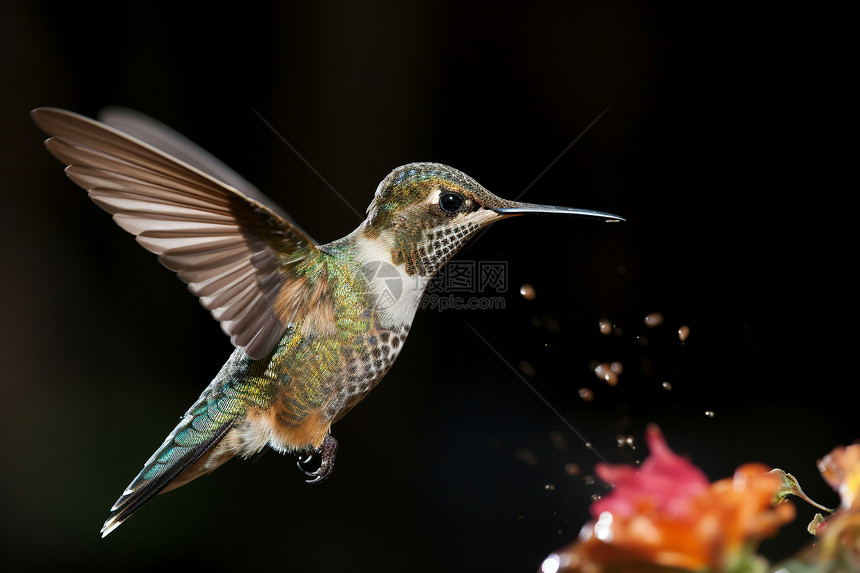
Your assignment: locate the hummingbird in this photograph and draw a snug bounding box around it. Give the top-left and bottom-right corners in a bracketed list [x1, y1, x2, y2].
[31, 107, 624, 537]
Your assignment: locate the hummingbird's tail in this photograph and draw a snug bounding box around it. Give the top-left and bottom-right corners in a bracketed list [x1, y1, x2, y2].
[101, 353, 267, 537]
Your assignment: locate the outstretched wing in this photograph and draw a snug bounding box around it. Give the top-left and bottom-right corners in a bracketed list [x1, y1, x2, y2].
[97, 106, 303, 230]
[32, 107, 320, 360]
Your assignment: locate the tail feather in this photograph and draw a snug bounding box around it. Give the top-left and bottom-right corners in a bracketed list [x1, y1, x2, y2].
[100, 366, 262, 537]
[100, 417, 234, 537]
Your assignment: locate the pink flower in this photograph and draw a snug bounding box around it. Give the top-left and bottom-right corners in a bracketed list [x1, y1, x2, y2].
[544, 426, 794, 572]
[591, 426, 710, 521]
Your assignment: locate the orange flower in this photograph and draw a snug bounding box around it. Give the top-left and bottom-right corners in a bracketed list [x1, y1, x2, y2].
[807, 444, 860, 562]
[766, 443, 860, 569]
[543, 426, 795, 572]
[818, 443, 860, 511]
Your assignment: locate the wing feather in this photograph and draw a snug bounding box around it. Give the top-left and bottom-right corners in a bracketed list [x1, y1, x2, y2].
[32, 107, 324, 359]
[98, 106, 299, 225]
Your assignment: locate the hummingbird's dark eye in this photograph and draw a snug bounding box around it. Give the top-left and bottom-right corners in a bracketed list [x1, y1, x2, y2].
[439, 192, 464, 215]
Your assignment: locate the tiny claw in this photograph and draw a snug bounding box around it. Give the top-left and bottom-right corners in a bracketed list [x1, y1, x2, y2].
[296, 434, 338, 485]
[296, 454, 315, 474]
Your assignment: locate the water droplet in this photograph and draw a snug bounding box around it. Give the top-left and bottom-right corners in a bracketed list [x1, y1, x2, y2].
[593, 511, 614, 541]
[593, 363, 619, 386]
[598, 318, 613, 335]
[679, 325, 691, 342]
[544, 483, 556, 491]
[662, 381, 672, 391]
[578, 387, 594, 402]
[705, 410, 715, 418]
[540, 554, 561, 573]
[564, 463, 580, 476]
[644, 312, 664, 327]
[520, 283, 536, 300]
[616, 434, 636, 449]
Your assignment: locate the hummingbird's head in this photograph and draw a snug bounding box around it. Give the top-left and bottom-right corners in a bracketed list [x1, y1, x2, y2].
[360, 162, 623, 277]
[362, 163, 513, 277]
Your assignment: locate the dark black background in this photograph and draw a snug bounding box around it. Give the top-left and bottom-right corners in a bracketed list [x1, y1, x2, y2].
[1, 2, 853, 571]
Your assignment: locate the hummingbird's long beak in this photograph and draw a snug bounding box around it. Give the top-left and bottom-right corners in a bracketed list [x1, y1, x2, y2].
[492, 202, 625, 222]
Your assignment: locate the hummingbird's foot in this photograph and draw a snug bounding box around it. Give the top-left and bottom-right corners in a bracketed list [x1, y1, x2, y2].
[297, 434, 338, 484]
